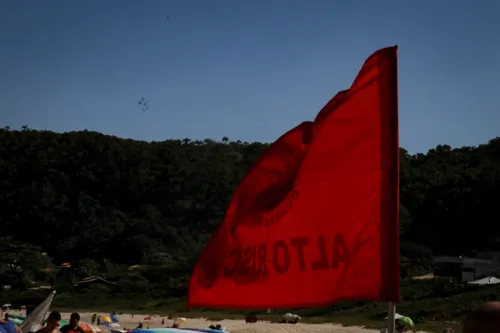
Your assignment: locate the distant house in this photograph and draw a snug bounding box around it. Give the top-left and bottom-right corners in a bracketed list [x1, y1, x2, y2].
[128, 265, 141, 271]
[28, 285, 52, 290]
[473, 251, 500, 264]
[74, 276, 117, 287]
[411, 272, 435, 280]
[434, 256, 500, 282]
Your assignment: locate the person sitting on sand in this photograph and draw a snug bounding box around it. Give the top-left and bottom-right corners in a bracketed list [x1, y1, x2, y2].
[136, 323, 143, 329]
[208, 325, 223, 331]
[110, 312, 118, 324]
[35, 311, 61, 333]
[0, 307, 22, 333]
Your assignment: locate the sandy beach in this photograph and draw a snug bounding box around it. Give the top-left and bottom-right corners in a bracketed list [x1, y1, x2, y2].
[54, 312, 429, 333]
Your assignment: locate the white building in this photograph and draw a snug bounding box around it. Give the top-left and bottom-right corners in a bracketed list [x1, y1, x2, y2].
[434, 256, 499, 282]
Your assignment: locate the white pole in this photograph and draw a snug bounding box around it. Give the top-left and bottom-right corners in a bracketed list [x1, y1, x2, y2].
[387, 302, 396, 333]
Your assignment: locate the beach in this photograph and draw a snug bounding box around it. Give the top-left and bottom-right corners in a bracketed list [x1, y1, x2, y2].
[56, 312, 429, 333]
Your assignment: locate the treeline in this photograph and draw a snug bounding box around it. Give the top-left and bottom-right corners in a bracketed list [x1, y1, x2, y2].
[1, 126, 500, 296]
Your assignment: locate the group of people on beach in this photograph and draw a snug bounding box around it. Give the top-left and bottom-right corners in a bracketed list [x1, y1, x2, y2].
[0, 310, 84, 333]
[38, 312, 85, 333]
[1, 303, 500, 333]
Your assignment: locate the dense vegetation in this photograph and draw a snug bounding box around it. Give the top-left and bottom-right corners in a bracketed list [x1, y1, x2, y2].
[1, 125, 500, 325]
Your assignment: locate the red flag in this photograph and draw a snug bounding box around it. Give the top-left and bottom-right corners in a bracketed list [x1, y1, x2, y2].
[187, 46, 400, 309]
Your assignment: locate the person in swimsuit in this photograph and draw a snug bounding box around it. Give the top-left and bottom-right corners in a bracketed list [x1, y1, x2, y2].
[0, 307, 22, 333]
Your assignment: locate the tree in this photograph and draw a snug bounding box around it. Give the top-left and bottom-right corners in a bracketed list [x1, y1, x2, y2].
[0, 237, 51, 290]
[0, 126, 500, 296]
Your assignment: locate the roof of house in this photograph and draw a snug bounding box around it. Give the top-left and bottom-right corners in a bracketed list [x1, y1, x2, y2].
[434, 256, 494, 264]
[74, 276, 117, 286]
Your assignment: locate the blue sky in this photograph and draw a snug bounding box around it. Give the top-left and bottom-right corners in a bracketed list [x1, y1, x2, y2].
[1, 0, 499, 153]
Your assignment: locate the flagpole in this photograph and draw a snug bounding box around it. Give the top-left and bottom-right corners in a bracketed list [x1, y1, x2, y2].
[387, 302, 395, 333]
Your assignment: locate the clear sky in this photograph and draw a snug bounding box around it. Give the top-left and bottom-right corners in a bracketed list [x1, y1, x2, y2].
[1, 0, 499, 153]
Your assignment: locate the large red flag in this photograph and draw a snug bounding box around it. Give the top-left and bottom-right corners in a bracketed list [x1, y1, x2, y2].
[187, 46, 400, 309]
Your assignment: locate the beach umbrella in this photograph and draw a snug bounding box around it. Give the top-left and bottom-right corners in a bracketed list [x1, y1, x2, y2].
[384, 313, 405, 320]
[184, 329, 228, 333]
[383, 313, 414, 328]
[397, 316, 414, 327]
[10, 314, 67, 327]
[131, 329, 198, 333]
[101, 316, 112, 323]
[7, 314, 25, 320]
[79, 322, 102, 333]
[101, 315, 120, 328]
[9, 317, 24, 325]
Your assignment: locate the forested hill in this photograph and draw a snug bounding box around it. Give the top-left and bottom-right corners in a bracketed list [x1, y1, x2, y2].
[1, 126, 500, 291]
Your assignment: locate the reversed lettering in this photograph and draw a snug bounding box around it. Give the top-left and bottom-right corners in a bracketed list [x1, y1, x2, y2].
[273, 240, 290, 274]
[223, 247, 242, 276]
[311, 235, 329, 270]
[222, 232, 348, 278]
[238, 246, 253, 275]
[257, 243, 268, 276]
[332, 233, 348, 268]
[290, 237, 308, 271]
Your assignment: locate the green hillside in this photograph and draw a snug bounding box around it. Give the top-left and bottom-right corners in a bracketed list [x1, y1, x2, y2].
[1, 126, 500, 330]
